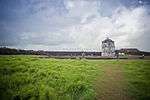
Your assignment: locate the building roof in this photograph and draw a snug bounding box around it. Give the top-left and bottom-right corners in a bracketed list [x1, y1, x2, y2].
[102, 38, 114, 43]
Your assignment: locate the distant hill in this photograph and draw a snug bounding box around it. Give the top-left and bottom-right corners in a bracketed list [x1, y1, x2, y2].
[0, 47, 101, 56]
[0, 47, 37, 55]
[0, 47, 150, 56]
[116, 48, 150, 56]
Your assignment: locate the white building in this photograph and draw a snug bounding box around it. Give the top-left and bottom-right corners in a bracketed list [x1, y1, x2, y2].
[102, 37, 115, 57]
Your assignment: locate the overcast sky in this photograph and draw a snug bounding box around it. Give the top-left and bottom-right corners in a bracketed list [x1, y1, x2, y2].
[0, 0, 150, 51]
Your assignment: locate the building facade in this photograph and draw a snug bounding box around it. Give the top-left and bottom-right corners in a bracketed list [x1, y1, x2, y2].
[102, 38, 115, 57]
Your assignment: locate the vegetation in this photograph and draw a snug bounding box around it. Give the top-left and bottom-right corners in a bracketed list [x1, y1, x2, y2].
[122, 60, 150, 100]
[0, 55, 101, 100]
[0, 55, 150, 100]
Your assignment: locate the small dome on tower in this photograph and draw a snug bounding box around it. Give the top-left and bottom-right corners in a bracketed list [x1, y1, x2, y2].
[102, 37, 114, 43]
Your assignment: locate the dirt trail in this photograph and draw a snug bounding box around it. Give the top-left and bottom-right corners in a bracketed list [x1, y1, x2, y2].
[95, 65, 132, 100]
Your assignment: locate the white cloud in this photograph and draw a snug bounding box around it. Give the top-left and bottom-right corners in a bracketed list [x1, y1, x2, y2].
[62, 3, 150, 51]
[1, 0, 150, 51]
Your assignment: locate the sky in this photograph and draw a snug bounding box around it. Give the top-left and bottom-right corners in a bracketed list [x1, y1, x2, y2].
[0, 0, 150, 51]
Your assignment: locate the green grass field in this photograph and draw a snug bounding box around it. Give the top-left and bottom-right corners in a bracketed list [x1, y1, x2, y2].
[0, 55, 150, 100]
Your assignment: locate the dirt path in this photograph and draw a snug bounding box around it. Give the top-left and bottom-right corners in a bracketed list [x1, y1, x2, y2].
[94, 65, 132, 100]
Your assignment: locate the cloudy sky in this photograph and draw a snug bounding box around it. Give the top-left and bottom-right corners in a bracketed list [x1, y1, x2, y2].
[0, 0, 150, 51]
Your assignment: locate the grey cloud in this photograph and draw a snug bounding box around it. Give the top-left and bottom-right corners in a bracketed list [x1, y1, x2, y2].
[20, 32, 74, 46]
[0, 32, 21, 46]
[0, 0, 150, 51]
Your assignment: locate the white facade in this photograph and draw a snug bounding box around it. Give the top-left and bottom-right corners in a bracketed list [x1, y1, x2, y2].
[102, 38, 115, 57]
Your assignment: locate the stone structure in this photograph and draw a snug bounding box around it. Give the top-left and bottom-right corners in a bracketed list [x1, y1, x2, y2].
[102, 37, 115, 57]
[46, 51, 101, 57]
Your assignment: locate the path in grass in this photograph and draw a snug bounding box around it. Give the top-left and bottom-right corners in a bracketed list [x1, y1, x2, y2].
[95, 64, 132, 100]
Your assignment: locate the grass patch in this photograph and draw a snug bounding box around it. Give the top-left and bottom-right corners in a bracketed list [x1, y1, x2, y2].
[122, 60, 150, 100]
[0, 55, 101, 100]
[0, 55, 150, 100]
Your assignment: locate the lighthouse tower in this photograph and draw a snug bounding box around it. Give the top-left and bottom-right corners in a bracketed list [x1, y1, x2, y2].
[102, 37, 115, 57]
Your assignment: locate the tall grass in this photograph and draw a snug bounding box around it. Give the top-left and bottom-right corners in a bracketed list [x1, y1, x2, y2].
[122, 60, 150, 100]
[0, 55, 101, 100]
[0, 56, 150, 100]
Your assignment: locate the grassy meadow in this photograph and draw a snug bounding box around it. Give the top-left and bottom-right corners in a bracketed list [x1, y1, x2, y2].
[0, 55, 150, 100]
